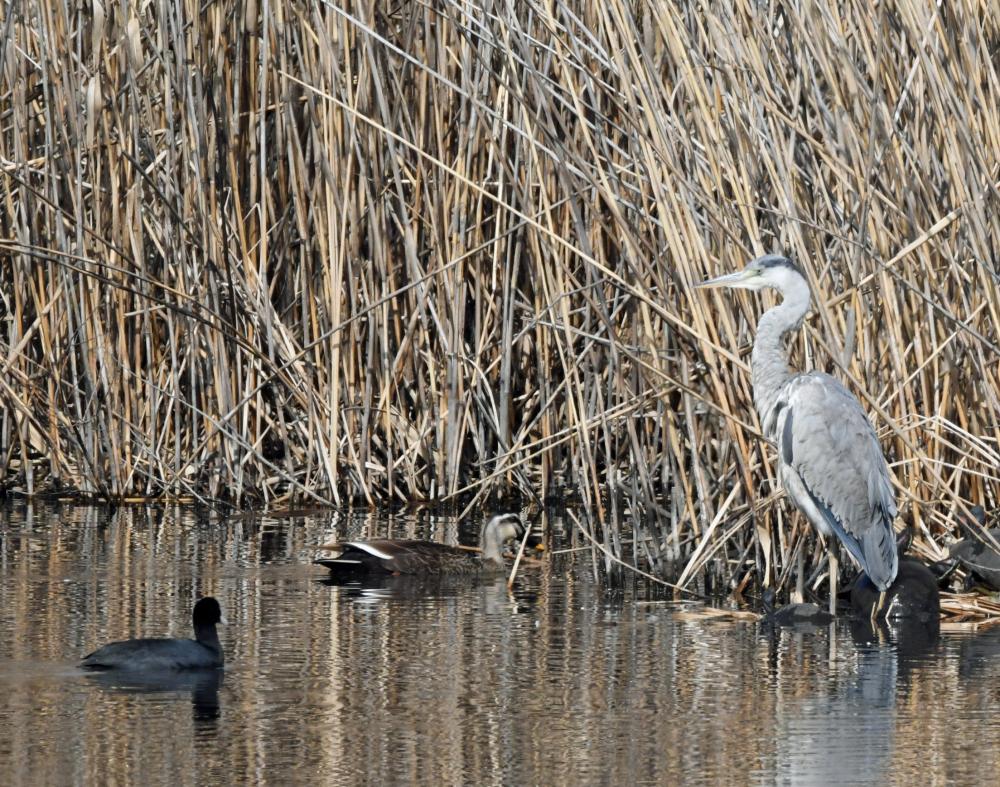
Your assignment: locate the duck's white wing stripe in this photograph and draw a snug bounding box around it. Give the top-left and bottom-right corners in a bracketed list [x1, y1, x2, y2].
[345, 542, 395, 560]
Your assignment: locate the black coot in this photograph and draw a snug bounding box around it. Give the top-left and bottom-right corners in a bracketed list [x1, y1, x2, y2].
[80, 597, 224, 671]
[948, 507, 1000, 591]
[762, 588, 835, 627]
[851, 557, 939, 622]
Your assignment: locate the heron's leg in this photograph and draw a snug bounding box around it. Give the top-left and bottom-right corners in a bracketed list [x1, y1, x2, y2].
[870, 590, 887, 625]
[828, 549, 838, 616]
[793, 538, 805, 604]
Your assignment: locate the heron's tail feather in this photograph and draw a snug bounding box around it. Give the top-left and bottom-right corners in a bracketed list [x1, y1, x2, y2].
[860, 507, 898, 591]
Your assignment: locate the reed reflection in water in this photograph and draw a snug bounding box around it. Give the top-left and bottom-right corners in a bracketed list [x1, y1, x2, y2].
[0, 504, 998, 786]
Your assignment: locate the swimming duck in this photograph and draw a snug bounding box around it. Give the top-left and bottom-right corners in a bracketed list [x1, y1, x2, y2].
[315, 513, 524, 577]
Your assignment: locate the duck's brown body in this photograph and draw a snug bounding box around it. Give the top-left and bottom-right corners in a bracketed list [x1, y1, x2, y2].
[315, 513, 523, 578]
[316, 540, 490, 576]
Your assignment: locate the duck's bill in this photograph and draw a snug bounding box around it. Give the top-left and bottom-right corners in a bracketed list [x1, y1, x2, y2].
[695, 270, 750, 288]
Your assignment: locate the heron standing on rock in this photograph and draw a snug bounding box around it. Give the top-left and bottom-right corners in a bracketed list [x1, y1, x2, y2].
[697, 254, 898, 617]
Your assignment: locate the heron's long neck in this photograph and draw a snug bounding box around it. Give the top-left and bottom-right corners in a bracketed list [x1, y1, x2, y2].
[751, 279, 811, 438]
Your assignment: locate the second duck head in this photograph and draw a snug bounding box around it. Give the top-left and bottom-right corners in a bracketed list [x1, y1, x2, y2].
[480, 513, 525, 563]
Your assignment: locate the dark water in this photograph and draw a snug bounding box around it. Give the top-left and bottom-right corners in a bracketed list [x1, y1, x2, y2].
[1, 504, 999, 786]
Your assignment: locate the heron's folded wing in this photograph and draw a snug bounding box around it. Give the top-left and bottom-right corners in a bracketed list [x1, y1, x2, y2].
[779, 372, 898, 587]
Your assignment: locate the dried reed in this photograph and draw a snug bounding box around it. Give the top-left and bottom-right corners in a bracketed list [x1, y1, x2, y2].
[0, 1, 997, 591]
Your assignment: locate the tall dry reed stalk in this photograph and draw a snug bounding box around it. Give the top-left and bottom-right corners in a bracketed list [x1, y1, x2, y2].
[0, 0, 997, 591]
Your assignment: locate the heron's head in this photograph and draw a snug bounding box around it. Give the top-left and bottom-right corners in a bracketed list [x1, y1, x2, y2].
[696, 254, 804, 292]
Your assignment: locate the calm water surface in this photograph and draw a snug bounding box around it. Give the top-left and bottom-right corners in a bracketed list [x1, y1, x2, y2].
[0, 503, 998, 786]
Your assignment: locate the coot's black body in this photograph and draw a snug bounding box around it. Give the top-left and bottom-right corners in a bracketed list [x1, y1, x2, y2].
[762, 588, 835, 627]
[80, 597, 224, 671]
[948, 507, 1000, 591]
[851, 557, 939, 622]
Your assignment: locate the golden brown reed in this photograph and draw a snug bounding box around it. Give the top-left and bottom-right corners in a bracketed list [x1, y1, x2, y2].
[0, 1, 997, 590]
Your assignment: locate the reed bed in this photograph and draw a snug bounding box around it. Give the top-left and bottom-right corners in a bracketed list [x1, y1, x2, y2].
[0, 0, 997, 592]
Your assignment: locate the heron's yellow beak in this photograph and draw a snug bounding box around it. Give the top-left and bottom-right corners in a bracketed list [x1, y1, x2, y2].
[695, 269, 754, 289]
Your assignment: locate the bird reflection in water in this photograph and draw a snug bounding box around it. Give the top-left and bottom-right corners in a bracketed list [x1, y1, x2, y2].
[764, 609, 939, 784]
[82, 668, 224, 723]
[319, 572, 540, 614]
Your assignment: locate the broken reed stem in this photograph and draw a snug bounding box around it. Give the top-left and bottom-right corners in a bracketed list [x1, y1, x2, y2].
[506, 523, 533, 590]
[0, 1, 997, 591]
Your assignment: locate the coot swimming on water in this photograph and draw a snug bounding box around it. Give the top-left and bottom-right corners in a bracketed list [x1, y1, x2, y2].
[80, 597, 224, 671]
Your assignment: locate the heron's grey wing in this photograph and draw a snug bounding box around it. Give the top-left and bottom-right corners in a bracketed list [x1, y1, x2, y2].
[776, 372, 898, 589]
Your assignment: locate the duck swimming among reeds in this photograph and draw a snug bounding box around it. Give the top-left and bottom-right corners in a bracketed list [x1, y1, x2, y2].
[80, 597, 225, 671]
[314, 513, 525, 577]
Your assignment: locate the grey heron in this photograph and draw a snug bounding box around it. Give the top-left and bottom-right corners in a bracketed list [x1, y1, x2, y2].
[697, 254, 898, 617]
